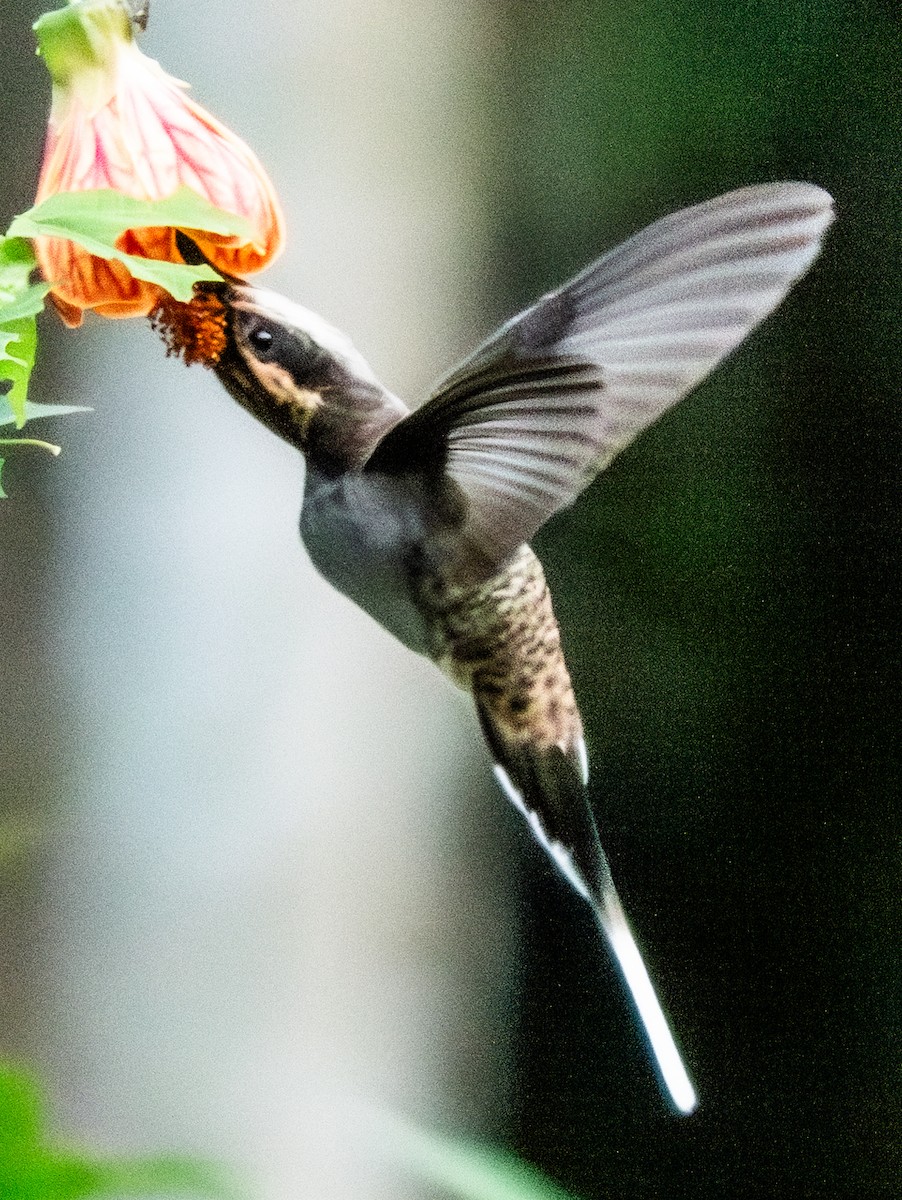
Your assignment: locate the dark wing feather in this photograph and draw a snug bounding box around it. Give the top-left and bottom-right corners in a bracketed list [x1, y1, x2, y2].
[368, 182, 834, 572]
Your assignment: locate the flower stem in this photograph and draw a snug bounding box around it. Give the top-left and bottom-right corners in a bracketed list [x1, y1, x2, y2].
[0, 438, 62, 456]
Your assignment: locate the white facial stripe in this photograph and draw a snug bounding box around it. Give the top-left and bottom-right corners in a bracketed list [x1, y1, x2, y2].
[233, 287, 381, 385]
[245, 358, 320, 407]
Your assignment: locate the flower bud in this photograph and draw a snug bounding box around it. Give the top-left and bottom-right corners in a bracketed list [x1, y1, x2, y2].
[34, 0, 284, 326]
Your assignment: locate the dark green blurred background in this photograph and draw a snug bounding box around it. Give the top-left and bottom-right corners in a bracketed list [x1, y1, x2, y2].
[1, 1, 899, 1198]
[496, 4, 901, 1197]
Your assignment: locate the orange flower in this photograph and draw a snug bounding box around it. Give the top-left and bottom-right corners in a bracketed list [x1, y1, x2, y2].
[33, 0, 284, 326]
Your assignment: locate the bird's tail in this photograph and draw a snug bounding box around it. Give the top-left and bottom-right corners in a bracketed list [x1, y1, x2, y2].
[593, 881, 698, 1114]
[482, 706, 697, 1113]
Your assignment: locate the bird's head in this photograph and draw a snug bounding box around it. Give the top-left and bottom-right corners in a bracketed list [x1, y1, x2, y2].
[155, 235, 407, 469]
[208, 282, 408, 472]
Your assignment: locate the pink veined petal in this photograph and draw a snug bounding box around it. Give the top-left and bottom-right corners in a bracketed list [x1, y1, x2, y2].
[35, 36, 284, 321]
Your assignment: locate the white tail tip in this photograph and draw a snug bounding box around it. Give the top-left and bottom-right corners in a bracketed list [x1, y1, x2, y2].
[599, 894, 698, 1115]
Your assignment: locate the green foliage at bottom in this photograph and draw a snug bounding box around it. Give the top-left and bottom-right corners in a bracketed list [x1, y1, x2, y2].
[375, 1111, 583, 1200]
[0, 1065, 240, 1200]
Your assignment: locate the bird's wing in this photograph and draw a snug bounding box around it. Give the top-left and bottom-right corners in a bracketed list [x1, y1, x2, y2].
[367, 182, 834, 573]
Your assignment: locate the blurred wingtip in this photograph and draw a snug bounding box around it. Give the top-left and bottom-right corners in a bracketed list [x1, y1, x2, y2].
[743, 179, 836, 248]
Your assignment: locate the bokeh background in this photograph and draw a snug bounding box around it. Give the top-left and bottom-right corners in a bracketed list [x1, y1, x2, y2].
[1, 1, 899, 1197]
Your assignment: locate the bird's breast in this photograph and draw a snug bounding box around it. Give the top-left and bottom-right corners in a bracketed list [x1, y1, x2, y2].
[301, 472, 580, 755]
[300, 469, 433, 656]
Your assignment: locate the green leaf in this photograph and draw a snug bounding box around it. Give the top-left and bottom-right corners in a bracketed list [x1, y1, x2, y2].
[373, 1112, 585, 1200]
[0, 236, 39, 300]
[0, 239, 43, 425]
[55, 252, 221, 303]
[0, 329, 22, 358]
[45, 1154, 241, 1200]
[10, 231, 218, 303]
[8, 188, 255, 302]
[0, 317, 38, 426]
[10, 188, 254, 245]
[0, 1067, 43, 1159]
[0, 1064, 242, 1199]
[0, 398, 91, 428]
[0, 239, 44, 425]
[0, 282, 52, 325]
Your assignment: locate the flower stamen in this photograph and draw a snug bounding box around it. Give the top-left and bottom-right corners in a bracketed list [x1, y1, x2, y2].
[149, 290, 228, 366]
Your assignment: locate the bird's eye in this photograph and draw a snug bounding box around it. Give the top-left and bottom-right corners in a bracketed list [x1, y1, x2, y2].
[249, 326, 275, 356]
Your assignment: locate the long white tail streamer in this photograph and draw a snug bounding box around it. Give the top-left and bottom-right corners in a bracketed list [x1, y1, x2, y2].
[494, 761, 697, 1112]
[598, 889, 698, 1114]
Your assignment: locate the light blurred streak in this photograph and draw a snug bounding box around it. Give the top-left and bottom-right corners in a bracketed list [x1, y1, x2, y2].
[2, 2, 515, 1198]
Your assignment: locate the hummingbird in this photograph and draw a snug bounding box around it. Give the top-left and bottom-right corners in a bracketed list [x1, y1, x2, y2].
[200, 182, 834, 1113]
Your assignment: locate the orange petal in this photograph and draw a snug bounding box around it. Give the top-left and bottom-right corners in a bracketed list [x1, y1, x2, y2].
[35, 23, 284, 322]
